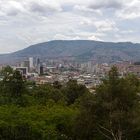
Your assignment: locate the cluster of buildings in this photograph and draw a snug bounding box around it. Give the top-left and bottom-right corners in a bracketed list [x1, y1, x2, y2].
[15, 57, 44, 75]
[1, 58, 140, 90]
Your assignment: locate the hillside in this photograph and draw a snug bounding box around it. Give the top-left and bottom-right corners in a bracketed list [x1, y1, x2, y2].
[0, 40, 140, 64]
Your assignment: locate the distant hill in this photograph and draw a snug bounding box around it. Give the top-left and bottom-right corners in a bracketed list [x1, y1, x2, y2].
[0, 40, 140, 64]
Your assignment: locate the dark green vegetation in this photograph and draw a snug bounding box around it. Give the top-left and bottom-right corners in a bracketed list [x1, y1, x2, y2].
[1, 40, 140, 64]
[0, 66, 140, 140]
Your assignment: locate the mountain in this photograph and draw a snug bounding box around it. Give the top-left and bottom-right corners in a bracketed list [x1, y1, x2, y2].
[0, 40, 140, 64]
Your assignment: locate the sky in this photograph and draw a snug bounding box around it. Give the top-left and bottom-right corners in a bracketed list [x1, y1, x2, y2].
[0, 0, 140, 53]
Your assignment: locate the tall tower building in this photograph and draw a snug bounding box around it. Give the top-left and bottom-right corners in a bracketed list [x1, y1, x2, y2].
[29, 57, 34, 69]
[20, 60, 30, 72]
[36, 58, 40, 66]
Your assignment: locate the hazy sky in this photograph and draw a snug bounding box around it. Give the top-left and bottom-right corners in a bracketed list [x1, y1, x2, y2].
[0, 0, 140, 53]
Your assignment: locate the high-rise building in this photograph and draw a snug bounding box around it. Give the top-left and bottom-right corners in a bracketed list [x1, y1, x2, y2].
[36, 58, 40, 66]
[40, 65, 44, 75]
[29, 57, 34, 69]
[15, 67, 28, 75]
[20, 60, 30, 72]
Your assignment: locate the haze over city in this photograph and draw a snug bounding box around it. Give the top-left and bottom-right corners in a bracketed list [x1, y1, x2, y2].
[0, 0, 140, 53]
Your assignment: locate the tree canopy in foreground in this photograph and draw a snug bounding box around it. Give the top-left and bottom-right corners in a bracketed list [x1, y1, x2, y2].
[0, 66, 140, 140]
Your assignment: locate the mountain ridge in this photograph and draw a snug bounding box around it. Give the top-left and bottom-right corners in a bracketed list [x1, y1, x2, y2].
[0, 40, 140, 64]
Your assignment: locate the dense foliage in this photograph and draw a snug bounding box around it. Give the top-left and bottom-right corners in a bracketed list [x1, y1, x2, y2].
[0, 66, 140, 140]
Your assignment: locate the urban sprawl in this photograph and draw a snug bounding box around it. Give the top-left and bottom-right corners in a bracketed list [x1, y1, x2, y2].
[0, 58, 140, 91]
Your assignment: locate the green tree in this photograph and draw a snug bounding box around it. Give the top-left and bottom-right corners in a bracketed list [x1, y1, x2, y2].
[33, 84, 64, 105]
[0, 68, 26, 106]
[9, 70, 25, 97]
[96, 67, 140, 140]
[63, 80, 89, 105]
[75, 67, 140, 140]
[0, 104, 77, 140]
[73, 93, 100, 140]
[5, 71, 25, 97]
[0, 66, 13, 77]
[53, 81, 62, 89]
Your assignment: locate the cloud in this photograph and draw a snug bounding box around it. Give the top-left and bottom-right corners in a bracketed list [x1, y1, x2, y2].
[28, 0, 62, 16]
[116, 0, 140, 19]
[89, 0, 124, 9]
[94, 20, 119, 32]
[79, 18, 118, 33]
[0, 1, 25, 16]
[0, 0, 140, 53]
[53, 34, 81, 40]
[0, 0, 62, 17]
[73, 5, 102, 15]
[88, 35, 103, 41]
